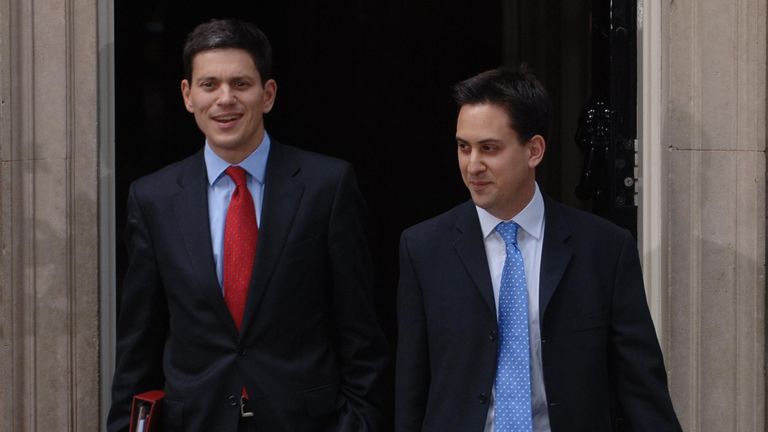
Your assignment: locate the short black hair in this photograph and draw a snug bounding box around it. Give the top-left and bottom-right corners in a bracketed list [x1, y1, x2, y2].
[452, 65, 551, 143]
[182, 19, 273, 83]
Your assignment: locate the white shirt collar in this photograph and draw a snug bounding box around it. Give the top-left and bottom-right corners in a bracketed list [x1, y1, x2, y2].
[476, 183, 545, 241]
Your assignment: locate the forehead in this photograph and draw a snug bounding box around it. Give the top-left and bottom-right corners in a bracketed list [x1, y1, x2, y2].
[457, 103, 518, 136]
[191, 48, 260, 78]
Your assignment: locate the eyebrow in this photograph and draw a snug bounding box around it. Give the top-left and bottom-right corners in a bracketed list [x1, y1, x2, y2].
[195, 76, 219, 83]
[195, 75, 255, 83]
[227, 76, 255, 82]
[456, 137, 503, 144]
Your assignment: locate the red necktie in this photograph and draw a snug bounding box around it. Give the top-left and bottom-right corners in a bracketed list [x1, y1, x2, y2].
[223, 166, 258, 331]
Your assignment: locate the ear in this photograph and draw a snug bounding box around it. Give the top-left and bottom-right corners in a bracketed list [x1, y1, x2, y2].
[262, 79, 278, 113]
[181, 79, 194, 113]
[527, 134, 546, 168]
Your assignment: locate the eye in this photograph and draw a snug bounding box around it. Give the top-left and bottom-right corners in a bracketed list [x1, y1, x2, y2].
[199, 81, 214, 89]
[457, 142, 469, 151]
[233, 81, 250, 89]
[481, 144, 497, 152]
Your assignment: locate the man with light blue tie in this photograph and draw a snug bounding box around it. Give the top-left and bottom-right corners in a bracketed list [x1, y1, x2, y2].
[395, 66, 681, 432]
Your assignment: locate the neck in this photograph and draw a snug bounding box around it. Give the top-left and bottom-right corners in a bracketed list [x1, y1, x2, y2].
[494, 182, 536, 221]
[210, 130, 264, 165]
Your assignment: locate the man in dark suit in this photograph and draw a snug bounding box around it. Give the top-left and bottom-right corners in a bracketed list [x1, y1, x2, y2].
[395, 66, 681, 432]
[108, 19, 387, 432]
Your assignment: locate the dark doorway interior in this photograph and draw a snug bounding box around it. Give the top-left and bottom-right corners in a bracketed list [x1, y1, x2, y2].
[114, 0, 629, 426]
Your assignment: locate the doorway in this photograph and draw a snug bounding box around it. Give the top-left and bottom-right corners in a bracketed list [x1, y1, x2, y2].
[113, 0, 636, 426]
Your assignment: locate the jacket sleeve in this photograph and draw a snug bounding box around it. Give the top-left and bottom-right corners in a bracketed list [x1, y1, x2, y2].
[394, 231, 430, 431]
[107, 182, 169, 432]
[609, 229, 682, 431]
[326, 163, 389, 431]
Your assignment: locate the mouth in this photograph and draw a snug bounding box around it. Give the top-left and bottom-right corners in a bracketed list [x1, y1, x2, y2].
[211, 113, 243, 127]
[468, 180, 492, 191]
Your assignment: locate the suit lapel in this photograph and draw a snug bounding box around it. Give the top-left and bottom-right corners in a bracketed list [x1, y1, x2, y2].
[452, 201, 496, 315]
[172, 151, 238, 334]
[239, 141, 304, 339]
[539, 198, 573, 323]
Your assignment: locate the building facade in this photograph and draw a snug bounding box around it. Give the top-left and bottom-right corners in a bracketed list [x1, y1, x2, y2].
[0, 0, 764, 430]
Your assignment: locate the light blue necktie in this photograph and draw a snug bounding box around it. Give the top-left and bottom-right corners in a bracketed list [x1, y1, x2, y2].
[494, 221, 533, 432]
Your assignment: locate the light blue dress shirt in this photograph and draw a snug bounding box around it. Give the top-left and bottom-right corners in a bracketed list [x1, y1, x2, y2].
[204, 133, 270, 289]
[478, 184, 550, 432]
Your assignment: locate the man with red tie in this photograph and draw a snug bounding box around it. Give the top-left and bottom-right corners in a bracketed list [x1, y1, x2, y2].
[108, 19, 387, 432]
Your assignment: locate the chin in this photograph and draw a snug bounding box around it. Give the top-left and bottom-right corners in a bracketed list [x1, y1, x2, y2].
[210, 137, 242, 149]
[471, 199, 491, 210]
[470, 193, 490, 206]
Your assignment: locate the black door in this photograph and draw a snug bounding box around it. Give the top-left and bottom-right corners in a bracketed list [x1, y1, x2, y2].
[114, 1, 636, 427]
[575, 0, 638, 237]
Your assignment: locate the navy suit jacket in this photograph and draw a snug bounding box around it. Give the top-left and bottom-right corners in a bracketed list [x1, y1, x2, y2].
[395, 198, 680, 431]
[108, 141, 388, 431]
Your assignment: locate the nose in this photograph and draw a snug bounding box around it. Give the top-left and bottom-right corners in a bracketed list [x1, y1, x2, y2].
[466, 149, 485, 175]
[217, 85, 236, 105]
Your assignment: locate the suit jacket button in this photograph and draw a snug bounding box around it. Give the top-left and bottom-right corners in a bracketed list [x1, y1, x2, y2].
[238, 348, 247, 357]
[227, 395, 237, 407]
[478, 393, 488, 404]
[489, 330, 496, 342]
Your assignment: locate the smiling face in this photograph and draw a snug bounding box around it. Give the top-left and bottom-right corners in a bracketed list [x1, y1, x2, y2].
[181, 48, 277, 164]
[456, 103, 545, 220]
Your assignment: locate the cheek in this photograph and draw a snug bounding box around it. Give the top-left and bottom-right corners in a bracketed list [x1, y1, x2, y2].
[457, 158, 468, 176]
[192, 92, 217, 109]
[499, 168, 521, 189]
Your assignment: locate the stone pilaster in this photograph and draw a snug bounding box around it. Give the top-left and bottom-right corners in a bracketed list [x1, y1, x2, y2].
[663, 0, 766, 430]
[0, 0, 100, 430]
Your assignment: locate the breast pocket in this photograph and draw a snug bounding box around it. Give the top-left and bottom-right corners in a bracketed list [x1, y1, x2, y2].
[569, 311, 609, 333]
[281, 234, 324, 264]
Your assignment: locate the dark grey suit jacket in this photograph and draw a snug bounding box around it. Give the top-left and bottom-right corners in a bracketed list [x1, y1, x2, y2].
[395, 198, 680, 432]
[108, 141, 388, 432]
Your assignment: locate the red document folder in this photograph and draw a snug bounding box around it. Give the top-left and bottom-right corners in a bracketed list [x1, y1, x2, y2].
[129, 390, 165, 432]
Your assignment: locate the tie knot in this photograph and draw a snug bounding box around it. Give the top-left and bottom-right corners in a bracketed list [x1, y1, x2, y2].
[496, 221, 520, 246]
[225, 166, 248, 187]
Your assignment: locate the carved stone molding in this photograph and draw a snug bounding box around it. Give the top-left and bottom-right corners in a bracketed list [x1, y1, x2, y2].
[0, 1, 764, 431]
[664, 0, 766, 430]
[0, 0, 100, 430]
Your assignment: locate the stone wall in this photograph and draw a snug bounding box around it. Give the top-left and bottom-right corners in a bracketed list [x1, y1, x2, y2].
[663, 0, 766, 430]
[0, 0, 765, 431]
[0, 0, 100, 430]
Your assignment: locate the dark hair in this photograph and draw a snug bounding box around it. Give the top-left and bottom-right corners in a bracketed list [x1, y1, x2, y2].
[182, 19, 273, 83]
[452, 65, 551, 143]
